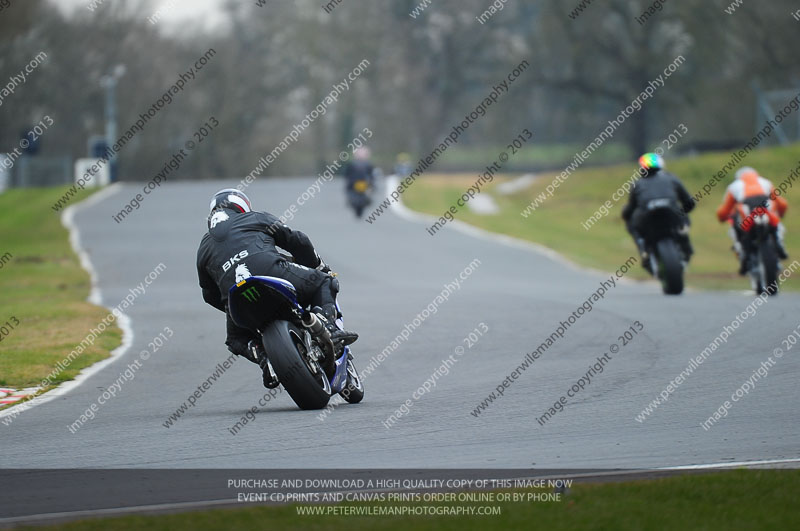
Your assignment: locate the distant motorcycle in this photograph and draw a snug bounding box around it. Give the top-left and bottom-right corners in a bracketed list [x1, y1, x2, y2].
[347, 179, 373, 218]
[739, 207, 780, 296]
[228, 273, 364, 410]
[640, 198, 687, 295]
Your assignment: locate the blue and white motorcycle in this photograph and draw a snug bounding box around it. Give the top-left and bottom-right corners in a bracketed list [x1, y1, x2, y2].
[228, 274, 364, 410]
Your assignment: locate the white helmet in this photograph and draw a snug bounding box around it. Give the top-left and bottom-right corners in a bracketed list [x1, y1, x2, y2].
[735, 167, 758, 180]
[209, 188, 252, 214]
[353, 146, 371, 161]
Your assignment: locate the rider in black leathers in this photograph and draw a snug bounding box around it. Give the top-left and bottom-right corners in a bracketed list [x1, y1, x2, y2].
[622, 154, 695, 264]
[196, 189, 357, 386]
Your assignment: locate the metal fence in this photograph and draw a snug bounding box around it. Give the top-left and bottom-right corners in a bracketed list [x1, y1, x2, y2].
[3, 156, 72, 190]
[754, 83, 800, 144]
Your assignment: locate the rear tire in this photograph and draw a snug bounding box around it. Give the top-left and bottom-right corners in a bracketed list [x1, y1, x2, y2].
[656, 239, 684, 295]
[261, 321, 331, 410]
[758, 239, 779, 296]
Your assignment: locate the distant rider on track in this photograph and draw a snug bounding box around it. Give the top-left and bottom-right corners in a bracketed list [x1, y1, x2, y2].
[715, 167, 788, 275]
[622, 153, 695, 267]
[343, 147, 376, 218]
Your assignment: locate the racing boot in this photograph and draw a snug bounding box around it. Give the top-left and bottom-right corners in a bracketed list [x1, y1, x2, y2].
[678, 236, 694, 263]
[777, 243, 789, 260]
[248, 340, 280, 389]
[634, 236, 650, 270]
[314, 305, 358, 356]
[731, 243, 747, 276]
[776, 228, 789, 260]
[227, 337, 258, 365]
[677, 226, 694, 261]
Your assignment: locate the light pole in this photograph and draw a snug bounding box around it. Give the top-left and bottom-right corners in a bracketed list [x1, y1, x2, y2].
[100, 64, 126, 182]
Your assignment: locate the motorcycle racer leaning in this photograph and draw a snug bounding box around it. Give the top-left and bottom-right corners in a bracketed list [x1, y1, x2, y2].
[196, 189, 358, 387]
[715, 167, 788, 275]
[622, 153, 695, 266]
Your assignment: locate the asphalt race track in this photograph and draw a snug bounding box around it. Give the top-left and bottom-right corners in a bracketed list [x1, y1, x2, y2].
[3, 178, 799, 473]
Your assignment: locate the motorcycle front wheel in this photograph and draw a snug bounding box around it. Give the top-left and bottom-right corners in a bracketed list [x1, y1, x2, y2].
[340, 352, 364, 404]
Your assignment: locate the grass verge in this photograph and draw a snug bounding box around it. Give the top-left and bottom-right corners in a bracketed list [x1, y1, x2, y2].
[403, 143, 800, 292]
[21, 469, 800, 530]
[0, 186, 120, 401]
[435, 142, 632, 171]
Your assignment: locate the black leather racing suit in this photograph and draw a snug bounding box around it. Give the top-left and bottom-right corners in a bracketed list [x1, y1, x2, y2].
[622, 169, 695, 258]
[196, 207, 340, 358]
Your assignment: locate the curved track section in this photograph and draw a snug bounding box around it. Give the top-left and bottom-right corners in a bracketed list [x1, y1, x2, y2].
[2, 179, 798, 470]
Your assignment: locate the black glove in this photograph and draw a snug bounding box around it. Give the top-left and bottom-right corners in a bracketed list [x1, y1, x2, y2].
[316, 258, 332, 274]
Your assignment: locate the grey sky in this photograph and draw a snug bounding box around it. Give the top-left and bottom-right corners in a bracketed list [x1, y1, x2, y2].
[50, 0, 228, 32]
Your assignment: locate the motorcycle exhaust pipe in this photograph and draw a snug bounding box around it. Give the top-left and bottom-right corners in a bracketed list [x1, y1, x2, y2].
[302, 311, 330, 339]
[302, 311, 335, 358]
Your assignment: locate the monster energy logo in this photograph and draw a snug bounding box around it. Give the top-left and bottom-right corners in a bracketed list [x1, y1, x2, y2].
[242, 286, 260, 302]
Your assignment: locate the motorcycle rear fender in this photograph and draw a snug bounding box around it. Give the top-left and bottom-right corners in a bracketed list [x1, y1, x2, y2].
[228, 276, 304, 332]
